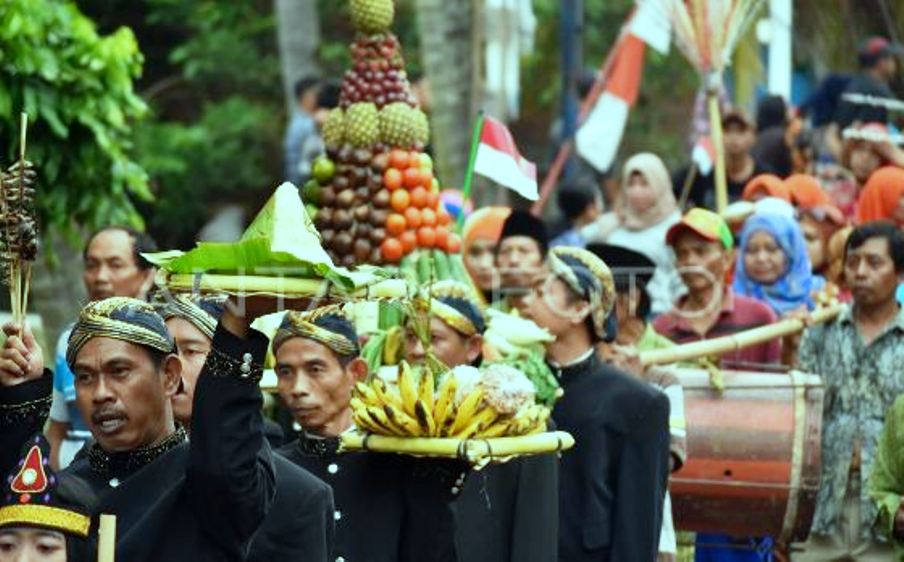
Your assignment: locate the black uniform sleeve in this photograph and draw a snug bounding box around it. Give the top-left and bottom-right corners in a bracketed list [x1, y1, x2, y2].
[510, 453, 559, 562]
[187, 323, 276, 554]
[0, 371, 52, 475]
[401, 459, 465, 562]
[609, 391, 670, 562]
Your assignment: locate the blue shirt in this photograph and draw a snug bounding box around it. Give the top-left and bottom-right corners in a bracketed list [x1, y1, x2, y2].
[51, 325, 89, 432]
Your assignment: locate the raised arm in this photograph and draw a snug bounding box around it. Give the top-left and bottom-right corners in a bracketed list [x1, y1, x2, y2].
[187, 301, 276, 553]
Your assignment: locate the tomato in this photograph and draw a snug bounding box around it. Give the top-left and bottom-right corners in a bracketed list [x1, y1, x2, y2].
[419, 169, 434, 189]
[386, 213, 407, 236]
[404, 207, 422, 229]
[418, 153, 433, 170]
[400, 230, 417, 254]
[409, 186, 428, 209]
[446, 233, 462, 253]
[390, 189, 411, 212]
[417, 227, 436, 248]
[389, 149, 410, 170]
[434, 225, 449, 249]
[420, 207, 437, 227]
[426, 191, 440, 209]
[437, 208, 452, 226]
[380, 238, 403, 262]
[403, 168, 422, 189]
[384, 168, 403, 191]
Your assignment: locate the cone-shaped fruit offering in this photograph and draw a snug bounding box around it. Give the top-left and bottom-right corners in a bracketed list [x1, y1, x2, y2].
[305, 0, 459, 267]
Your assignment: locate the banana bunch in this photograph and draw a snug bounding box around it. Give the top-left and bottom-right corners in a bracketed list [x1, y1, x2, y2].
[351, 361, 550, 439]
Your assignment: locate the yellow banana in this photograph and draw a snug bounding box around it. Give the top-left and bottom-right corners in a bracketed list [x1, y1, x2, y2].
[453, 406, 500, 439]
[417, 369, 435, 413]
[383, 326, 403, 365]
[354, 411, 384, 434]
[367, 405, 402, 434]
[414, 399, 437, 436]
[479, 415, 516, 438]
[450, 388, 485, 436]
[354, 381, 380, 408]
[397, 361, 419, 417]
[372, 377, 404, 411]
[384, 404, 422, 436]
[432, 375, 457, 432]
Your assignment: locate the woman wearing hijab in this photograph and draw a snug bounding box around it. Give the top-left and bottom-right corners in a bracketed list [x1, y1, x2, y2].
[785, 174, 848, 280]
[741, 174, 790, 203]
[855, 166, 904, 226]
[733, 212, 819, 316]
[462, 206, 511, 304]
[581, 152, 684, 314]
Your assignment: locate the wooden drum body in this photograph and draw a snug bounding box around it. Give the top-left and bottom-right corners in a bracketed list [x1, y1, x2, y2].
[669, 368, 823, 543]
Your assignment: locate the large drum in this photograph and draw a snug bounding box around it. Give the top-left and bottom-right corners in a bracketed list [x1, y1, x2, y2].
[670, 368, 823, 543]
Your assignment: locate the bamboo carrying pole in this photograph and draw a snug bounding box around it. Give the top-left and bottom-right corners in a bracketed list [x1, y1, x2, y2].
[640, 303, 843, 366]
[707, 87, 729, 213]
[339, 430, 575, 463]
[163, 274, 409, 300]
[97, 514, 116, 562]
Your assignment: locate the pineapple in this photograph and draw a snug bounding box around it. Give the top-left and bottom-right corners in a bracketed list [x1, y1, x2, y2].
[379, 102, 416, 148]
[322, 108, 345, 146]
[345, 103, 380, 148]
[350, 0, 394, 34]
[411, 108, 430, 146]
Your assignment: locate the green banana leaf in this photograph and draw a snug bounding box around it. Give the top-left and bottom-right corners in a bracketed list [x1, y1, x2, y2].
[144, 182, 382, 289]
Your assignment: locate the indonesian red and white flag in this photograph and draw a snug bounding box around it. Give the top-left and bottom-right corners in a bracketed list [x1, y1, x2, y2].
[576, 0, 671, 173]
[473, 115, 539, 200]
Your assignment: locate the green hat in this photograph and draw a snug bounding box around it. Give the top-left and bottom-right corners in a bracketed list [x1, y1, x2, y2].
[665, 208, 734, 250]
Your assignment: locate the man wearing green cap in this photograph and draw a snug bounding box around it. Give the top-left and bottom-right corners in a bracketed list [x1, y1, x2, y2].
[0, 295, 278, 561]
[523, 246, 670, 562]
[653, 208, 781, 367]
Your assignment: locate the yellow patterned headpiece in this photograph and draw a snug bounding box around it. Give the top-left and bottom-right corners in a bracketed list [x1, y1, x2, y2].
[272, 305, 360, 358]
[420, 280, 486, 337]
[548, 247, 615, 341]
[67, 297, 175, 368]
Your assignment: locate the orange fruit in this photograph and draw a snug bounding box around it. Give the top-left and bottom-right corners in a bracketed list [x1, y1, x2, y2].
[389, 150, 410, 170]
[384, 168, 403, 191]
[426, 191, 440, 209]
[409, 151, 421, 165]
[419, 170, 434, 189]
[386, 213, 406, 236]
[400, 230, 417, 254]
[404, 207, 422, 229]
[390, 189, 411, 212]
[403, 168, 422, 189]
[446, 233, 462, 253]
[409, 186, 428, 209]
[421, 207, 437, 227]
[380, 238, 403, 262]
[437, 208, 452, 226]
[434, 225, 449, 249]
[417, 227, 436, 248]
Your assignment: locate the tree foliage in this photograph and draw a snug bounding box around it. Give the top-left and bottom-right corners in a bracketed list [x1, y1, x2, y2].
[0, 0, 149, 242]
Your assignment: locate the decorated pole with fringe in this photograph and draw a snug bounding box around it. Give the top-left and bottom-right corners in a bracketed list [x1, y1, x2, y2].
[667, 0, 764, 213]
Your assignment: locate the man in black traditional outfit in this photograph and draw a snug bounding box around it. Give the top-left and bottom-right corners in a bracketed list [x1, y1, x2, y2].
[496, 210, 549, 314]
[272, 305, 461, 562]
[159, 295, 335, 562]
[403, 280, 559, 562]
[0, 295, 277, 561]
[523, 246, 671, 562]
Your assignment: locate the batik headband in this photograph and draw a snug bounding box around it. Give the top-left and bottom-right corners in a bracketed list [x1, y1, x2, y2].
[272, 305, 359, 358]
[547, 247, 615, 341]
[157, 295, 223, 340]
[424, 280, 486, 336]
[67, 297, 175, 368]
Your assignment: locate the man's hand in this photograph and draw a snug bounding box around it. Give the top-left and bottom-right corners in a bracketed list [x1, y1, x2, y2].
[0, 322, 44, 387]
[599, 343, 644, 378]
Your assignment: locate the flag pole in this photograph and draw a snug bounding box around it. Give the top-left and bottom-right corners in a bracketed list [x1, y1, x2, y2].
[457, 110, 486, 232]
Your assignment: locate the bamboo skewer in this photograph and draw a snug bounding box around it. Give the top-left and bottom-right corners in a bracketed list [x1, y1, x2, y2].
[640, 303, 843, 366]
